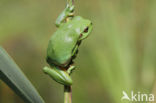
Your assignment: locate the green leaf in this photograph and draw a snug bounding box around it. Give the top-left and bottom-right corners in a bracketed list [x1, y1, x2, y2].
[0, 47, 45, 103]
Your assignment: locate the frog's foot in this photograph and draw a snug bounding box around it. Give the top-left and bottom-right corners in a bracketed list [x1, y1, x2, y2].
[67, 65, 76, 75]
[55, 4, 75, 27]
[43, 66, 72, 86]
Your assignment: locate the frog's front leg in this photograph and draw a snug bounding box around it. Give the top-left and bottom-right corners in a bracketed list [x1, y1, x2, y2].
[43, 66, 72, 86]
[55, 4, 74, 27]
[67, 65, 76, 75]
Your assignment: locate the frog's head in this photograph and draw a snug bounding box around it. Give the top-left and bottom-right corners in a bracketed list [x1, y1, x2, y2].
[72, 16, 93, 40]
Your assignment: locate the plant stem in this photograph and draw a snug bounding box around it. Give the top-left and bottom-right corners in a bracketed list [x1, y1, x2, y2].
[64, 1, 74, 103]
[67, 0, 74, 6]
[64, 85, 72, 103]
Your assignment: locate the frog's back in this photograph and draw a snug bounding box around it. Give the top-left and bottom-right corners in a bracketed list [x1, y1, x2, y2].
[47, 22, 80, 67]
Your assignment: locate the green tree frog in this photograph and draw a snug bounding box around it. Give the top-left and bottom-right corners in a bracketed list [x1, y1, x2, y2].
[43, 2, 93, 86]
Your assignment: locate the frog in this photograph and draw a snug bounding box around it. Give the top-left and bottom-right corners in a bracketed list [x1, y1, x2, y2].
[43, 1, 93, 86]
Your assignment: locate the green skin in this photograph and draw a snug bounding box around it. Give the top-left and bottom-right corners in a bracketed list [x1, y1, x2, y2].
[43, 4, 93, 86]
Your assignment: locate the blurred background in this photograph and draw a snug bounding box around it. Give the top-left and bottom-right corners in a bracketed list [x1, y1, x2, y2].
[0, 0, 156, 103]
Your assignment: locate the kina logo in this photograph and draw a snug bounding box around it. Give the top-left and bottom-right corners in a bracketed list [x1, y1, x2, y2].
[121, 91, 154, 102]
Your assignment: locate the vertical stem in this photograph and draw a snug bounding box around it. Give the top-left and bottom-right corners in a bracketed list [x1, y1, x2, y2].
[67, 0, 74, 6]
[64, 85, 72, 103]
[64, 1, 74, 103]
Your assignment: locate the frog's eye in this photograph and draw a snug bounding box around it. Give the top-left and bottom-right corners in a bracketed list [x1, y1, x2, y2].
[84, 27, 89, 33]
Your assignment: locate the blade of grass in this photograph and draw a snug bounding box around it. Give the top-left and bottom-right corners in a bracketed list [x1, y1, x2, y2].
[0, 47, 45, 103]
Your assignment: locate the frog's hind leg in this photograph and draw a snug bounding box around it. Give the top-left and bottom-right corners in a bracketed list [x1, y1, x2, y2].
[43, 66, 72, 86]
